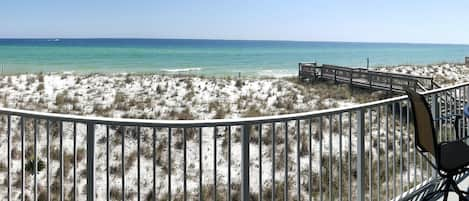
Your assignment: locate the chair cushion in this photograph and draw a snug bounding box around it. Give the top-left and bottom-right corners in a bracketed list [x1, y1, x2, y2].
[438, 141, 469, 172]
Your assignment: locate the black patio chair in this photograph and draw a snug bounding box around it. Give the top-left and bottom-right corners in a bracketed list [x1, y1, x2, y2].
[407, 89, 469, 201]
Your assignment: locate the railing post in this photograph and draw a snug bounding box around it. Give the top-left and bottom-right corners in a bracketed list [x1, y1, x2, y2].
[87, 123, 95, 201]
[298, 63, 302, 80]
[241, 125, 250, 201]
[357, 109, 365, 201]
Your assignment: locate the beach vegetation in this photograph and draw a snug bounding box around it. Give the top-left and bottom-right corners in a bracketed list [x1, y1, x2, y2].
[235, 79, 243, 88]
[37, 83, 44, 91]
[55, 90, 68, 106]
[184, 90, 195, 101]
[110, 187, 120, 200]
[0, 162, 6, 172]
[25, 157, 45, 174]
[38, 191, 47, 201]
[37, 73, 44, 82]
[114, 91, 126, 104]
[243, 104, 262, 117]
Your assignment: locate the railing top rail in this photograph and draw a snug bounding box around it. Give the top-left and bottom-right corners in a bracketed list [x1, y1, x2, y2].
[368, 70, 433, 80]
[318, 64, 433, 80]
[0, 82, 467, 127]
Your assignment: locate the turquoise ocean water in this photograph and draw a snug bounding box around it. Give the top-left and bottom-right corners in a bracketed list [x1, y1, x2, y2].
[1, 39, 469, 76]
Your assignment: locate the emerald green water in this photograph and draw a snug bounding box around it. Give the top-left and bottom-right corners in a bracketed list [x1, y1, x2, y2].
[1, 39, 468, 76]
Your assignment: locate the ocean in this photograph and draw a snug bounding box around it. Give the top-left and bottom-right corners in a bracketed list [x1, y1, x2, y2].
[0, 38, 469, 76]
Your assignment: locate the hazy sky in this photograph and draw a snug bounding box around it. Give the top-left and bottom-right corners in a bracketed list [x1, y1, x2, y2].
[1, 0, 468, 44]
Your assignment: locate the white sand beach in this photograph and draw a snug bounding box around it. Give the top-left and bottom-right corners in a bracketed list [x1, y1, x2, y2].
[0, 63, 467, 200]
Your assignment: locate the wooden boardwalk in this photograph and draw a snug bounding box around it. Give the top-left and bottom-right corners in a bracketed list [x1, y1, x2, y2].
[298, 63, 438, 94]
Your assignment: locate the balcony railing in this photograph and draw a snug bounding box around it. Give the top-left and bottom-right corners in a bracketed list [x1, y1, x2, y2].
[1, 82, 469, 201]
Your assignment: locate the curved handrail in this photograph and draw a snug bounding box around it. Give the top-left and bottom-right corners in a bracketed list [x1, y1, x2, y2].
[0, 82, 467, 127]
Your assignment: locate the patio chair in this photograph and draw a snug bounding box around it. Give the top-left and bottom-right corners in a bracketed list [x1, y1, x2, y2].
[407, 90, 469, 201]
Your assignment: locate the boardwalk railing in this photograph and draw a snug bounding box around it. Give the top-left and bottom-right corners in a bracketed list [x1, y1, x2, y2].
[1, 83, 469, 201]
[299, 63, 436, 93]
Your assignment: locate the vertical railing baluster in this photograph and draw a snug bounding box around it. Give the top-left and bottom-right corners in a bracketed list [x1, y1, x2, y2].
[60, 121, 64, 201]
[385, 105, 389, 201]
[7, 115, 11, 201]
[399, 102, 403, 195]
[284, 121, 288, 201]
[86, 123, 96, 201]
[213, 127, 217, 201]
[348, 113, 352, 201]
[339, 113, 343, 201]
[152, 128, 156, 201]
[413, 100, 417, 188]
[137, 126, 141, 201]
[21, 117, 24, 201]
[431, 95, 438, 179]
[228, 126, 232, 201]
[459, 88, 464, 137]
[122, 127, 125, 201]
[369, 109, 373, 201]
[183, 128, 187, 201]
[308, 119, 312, 201]
[199, 127, 203, 201]
[241, 125, 250, 201]
[47, 120, 50, 201]
[328, 115, 333, 201]
[34, 119, 38, 201]
[73, 122, 77, 201]
[319, 116, 323, 201]
[168, 128, 171, 201]
[444, 92, 448, 140]
[461, 87, 469, 139]
[272, 122, 276, 201]
[377, 107, 381, 201]
[259, 124, 262, 201]
[107, 126, 110, 201]
[296, 120, 300, 201]
[407, 101, 410, 191]
[357, 109, 365, 201]
[392, 103, 396, 198]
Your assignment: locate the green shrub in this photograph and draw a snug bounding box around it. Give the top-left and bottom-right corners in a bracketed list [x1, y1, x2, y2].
[25, 157, 45, 174]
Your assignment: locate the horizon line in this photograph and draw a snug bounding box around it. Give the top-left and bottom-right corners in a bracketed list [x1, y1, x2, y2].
[0, 37, 468, 46]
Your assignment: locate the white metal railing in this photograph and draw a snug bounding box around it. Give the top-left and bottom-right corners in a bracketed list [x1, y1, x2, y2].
[1, 82, 469, 201]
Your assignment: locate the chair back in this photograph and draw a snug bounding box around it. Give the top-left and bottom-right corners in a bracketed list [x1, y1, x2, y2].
[407, 90, 437, 156]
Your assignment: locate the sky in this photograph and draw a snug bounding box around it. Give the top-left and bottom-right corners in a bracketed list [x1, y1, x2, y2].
[1, 0, 469, 44]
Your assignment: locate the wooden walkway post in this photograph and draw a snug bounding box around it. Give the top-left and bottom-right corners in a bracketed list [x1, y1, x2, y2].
[350, 69, 353, 85]
[334, 69, 337, 83]
[389, 77, 393, 92]
[368, 71, 372, 88]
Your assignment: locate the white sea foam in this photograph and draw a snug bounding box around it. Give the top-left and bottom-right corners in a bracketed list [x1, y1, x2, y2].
[161, 67, 202, 72]
[256, 69, 296, 78]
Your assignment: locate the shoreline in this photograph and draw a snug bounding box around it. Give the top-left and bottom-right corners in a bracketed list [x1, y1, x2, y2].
[0, 61, 464, 78]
